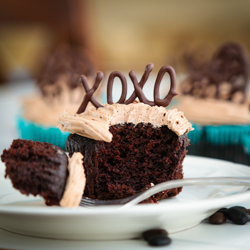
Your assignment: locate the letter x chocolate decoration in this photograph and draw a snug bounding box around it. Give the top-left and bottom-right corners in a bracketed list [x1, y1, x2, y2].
[76, 64, 178, 114]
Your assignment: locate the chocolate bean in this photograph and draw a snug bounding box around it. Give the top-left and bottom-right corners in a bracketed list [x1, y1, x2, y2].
[225, 206, 250, 225]
[231, 206, 250, 216]
[230, 206, 247, 211]
[209, 212, 226, 224]
[147, 235, 171, 246]
[142, 229, 171, 246]
[217, 207, 228, 214]
[142, 229, 168, 241]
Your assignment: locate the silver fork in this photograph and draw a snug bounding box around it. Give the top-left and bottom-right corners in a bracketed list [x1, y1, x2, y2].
[79, 177, 250, 209]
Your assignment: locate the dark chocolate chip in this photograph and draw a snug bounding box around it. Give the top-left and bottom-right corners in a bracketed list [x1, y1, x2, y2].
[225, 206, 250, 225]
[147, 235, 171, 247]
[209, 212, 226, 224]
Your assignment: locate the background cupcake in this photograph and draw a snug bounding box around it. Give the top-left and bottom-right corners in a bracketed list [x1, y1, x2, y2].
[175, 42, 250, 162]
[18, 45, 99, 150]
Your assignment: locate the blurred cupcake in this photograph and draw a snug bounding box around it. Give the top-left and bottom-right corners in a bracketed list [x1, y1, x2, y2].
[176, 42, 250, 145]
[18, 45, 99, 150]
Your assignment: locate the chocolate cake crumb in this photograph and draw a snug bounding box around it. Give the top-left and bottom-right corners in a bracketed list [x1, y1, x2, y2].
[1, 139, 68, 206]
[66, 123, 189, 202]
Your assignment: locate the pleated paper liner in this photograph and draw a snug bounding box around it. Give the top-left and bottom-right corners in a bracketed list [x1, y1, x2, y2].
[17, 115, 69, 150]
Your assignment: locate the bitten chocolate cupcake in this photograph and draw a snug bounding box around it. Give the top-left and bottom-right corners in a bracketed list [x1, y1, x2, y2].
[58, 64, 193, 203]
[18, 45, 97, 150]
[177, 42, 250, 146]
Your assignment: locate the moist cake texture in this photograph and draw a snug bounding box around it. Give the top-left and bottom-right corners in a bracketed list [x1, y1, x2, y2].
[66, 123, 189, 202]
[1, 139, 68, 205]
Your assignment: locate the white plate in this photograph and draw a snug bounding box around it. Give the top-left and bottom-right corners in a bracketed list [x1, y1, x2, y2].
[0, 156, 250, 240]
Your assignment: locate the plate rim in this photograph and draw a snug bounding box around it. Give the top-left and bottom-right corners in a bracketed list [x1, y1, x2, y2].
[0, 155, 250, 216]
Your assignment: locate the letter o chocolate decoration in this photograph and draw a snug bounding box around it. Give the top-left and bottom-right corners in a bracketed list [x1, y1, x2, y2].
[154, 65, 178, 107]
[107, 71, 127, 104]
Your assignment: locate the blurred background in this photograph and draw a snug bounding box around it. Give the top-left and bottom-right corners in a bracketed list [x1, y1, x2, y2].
[1, 0, 250, 83]
[1, 0, 250, 164]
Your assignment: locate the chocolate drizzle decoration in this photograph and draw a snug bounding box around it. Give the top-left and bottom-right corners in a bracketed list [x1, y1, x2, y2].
[77, 64, 178, 114]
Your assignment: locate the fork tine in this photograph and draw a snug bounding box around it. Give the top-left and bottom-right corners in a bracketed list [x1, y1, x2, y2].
[79, 197, 96, 207]
[79, 191, 147, 207]
[80, 197, 95, 204]
[79, 197, 122, 207]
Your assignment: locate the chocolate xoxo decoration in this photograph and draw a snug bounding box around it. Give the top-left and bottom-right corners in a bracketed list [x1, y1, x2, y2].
[76, 64, 178, 114]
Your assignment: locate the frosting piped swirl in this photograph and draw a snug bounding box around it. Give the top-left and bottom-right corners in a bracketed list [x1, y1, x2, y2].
[58, 103, 193, 142]
[176, 96, 250, 125]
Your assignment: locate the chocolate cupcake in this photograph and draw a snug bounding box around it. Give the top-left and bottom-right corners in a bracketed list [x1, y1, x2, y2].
[59, 64, 193, 203]
[18, 45, 98, 150]
[177, 42, 250, 146]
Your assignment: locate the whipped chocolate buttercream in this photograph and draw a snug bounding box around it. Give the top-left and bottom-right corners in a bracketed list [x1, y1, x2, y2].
[60, 152, 86, 208]
[176, 96, 250, 125]
[58, 102, 193, 142]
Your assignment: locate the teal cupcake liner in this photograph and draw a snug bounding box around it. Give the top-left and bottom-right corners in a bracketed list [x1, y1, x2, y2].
[205, 125, 250, 145]
[242, 134, 250, 155]
[187, 123, 204, 144]
[17, 116, 69, 150]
